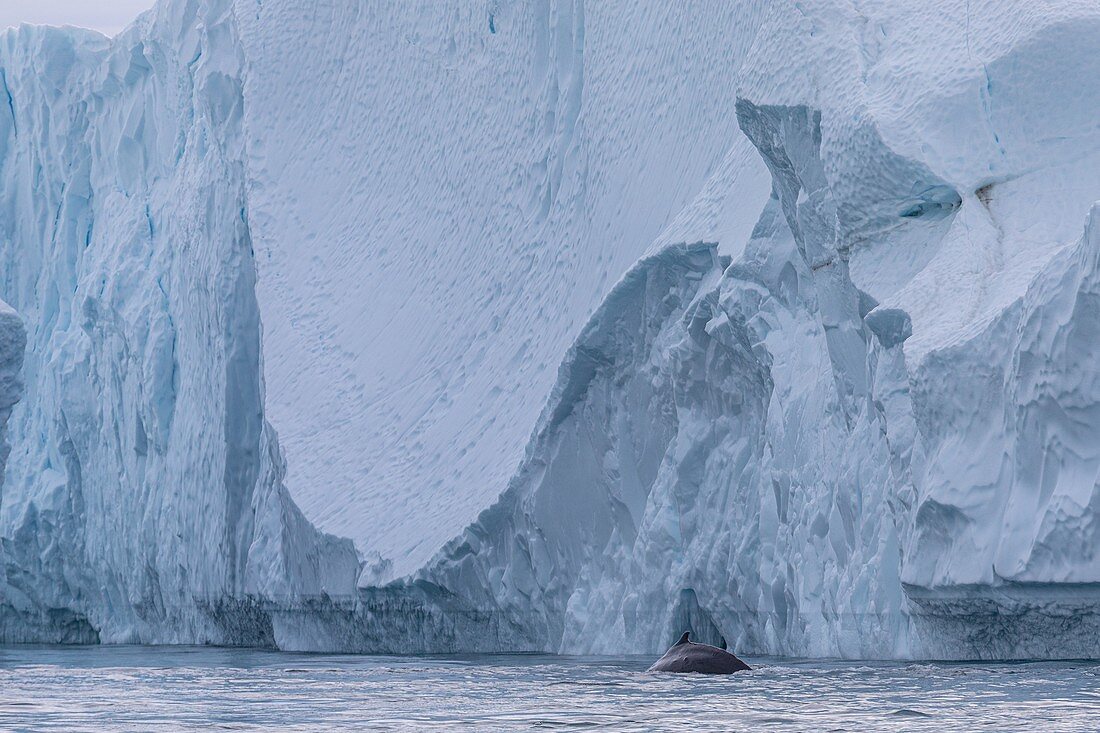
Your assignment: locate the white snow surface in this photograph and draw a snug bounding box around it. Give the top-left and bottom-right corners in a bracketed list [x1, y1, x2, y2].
[2, 0, 1100, 657]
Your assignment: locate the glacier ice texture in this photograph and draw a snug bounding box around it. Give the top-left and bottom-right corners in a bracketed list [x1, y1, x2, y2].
[3, 0, 1100, 659]
[0, 12, 357, 644]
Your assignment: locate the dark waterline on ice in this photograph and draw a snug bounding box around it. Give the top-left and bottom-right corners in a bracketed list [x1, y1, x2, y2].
[1, 645, 1098, 731]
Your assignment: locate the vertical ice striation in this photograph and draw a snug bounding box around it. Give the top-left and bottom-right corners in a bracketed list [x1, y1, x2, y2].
[900, 203, 1100, 658]
[0, 299, 28, 640]
[0, 4, 356, 644]
[0, 299, 25, 488]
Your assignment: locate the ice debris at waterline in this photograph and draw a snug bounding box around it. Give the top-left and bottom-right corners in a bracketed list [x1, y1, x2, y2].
[648, 632, 751, 675]
[3, 0, 1100, 659]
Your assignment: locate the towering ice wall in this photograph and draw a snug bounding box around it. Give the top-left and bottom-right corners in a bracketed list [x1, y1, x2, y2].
[3, 0, 1100, 659]
[0, 6, 356, 643]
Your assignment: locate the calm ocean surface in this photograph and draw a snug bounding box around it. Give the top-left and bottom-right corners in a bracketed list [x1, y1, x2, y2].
[0, 645, 1097, 731]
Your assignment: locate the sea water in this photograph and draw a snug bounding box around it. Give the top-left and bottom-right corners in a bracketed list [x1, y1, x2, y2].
[1, 646, 1097, 731]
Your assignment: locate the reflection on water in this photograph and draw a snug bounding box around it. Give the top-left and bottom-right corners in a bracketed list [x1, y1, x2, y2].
[1, 645, 1098, 731]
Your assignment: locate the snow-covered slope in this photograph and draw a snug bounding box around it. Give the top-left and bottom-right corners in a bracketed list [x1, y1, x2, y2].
[3, 0, 1100, 658]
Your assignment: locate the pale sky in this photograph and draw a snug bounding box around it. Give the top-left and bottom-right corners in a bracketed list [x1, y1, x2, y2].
[1, 1, 155, 36]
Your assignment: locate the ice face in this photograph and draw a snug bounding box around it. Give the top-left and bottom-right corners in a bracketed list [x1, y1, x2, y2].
[0, 300, 25, 491]
[0, 9, 357, 643]
[381, 91, 1100, 659]
[3, 0, 1100, 658]
[235, 0, 771, 577]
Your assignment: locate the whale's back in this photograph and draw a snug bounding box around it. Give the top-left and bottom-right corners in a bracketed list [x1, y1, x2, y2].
[647, 633, 751, 674]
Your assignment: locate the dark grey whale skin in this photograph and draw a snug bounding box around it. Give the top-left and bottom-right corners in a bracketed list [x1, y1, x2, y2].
[647, 632, 751, 674]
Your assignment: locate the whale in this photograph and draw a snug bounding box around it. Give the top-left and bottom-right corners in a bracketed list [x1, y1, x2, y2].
[647, 632, 751, 674]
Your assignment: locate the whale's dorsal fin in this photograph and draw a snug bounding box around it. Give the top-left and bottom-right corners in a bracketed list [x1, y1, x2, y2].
[676, 631, 691, 646]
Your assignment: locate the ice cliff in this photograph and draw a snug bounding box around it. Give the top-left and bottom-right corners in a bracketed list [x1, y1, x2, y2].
[0, 300, 25, 495]
[3, 0, 1100, 659]
[0, 9, 356, 643]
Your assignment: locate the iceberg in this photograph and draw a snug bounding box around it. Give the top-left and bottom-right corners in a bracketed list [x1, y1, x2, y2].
[2, 0, 1100, 659]
[0, 12, 357, 644]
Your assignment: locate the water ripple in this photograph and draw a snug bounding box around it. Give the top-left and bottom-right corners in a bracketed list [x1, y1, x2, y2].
[0, 646, 1097, 731]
